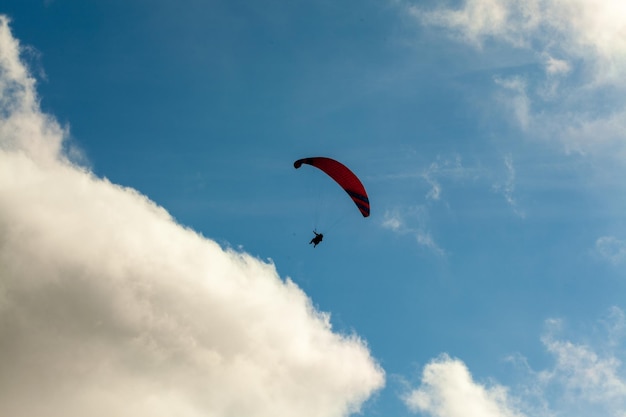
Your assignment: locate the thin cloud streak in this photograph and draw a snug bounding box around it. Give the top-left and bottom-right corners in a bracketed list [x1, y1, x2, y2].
[382, 207, 445, 256]
[380, 153, 528, 253]
[0, 16, 384, 417]
[492, 154, 525, 218]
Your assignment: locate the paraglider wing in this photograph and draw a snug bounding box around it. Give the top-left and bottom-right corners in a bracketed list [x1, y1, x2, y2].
[294, 157, 370, 217]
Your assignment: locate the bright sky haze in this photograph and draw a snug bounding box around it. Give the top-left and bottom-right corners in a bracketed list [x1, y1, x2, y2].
[2, 1, 626, 416]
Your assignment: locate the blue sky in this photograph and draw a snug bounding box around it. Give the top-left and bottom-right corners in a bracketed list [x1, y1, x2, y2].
[1, 1, 626, 416]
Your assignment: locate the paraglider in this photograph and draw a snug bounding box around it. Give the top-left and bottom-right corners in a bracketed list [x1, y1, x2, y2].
[294, 157, 370, 246]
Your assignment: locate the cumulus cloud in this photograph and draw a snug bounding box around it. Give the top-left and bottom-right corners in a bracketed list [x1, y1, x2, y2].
[410, 0, 626, 156]
[403, 354, 526, 417]
[404, 310, 626, 417]
[0, 16, 384, 417]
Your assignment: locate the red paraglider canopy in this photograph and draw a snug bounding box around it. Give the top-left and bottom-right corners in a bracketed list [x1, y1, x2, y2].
[294, 157, 370, 217]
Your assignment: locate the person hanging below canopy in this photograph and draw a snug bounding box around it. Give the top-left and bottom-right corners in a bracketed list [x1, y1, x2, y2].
[309, 231, 324, 248]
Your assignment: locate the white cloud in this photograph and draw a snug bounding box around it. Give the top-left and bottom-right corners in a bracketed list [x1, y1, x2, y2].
[595, 236, 626, 265]
[535, 316, 626, 415]
[410, 0, 626, 157]
[412, 0, 626, 86]
[381, 153, 527, 252]
[492, 154, 525, 218]
[543, 53, 571, 76]
[493, 77, 531, 131]
[540, 334, 626, 404]
[382, 210, 403, 232]
[409, 0, 542, 48]
[415, 231, 445, 257]
[425, 174, 442, 201]
[382, 207, 445, 256]
[381, 155, 470, 202]
[423, 156, 469, 200]
[403, 354, 526, 417]
[603, 307, 626, 348]
[404, 310, 626, 417]
[0, 16, 384, 417]
[379, 157, 458, 256]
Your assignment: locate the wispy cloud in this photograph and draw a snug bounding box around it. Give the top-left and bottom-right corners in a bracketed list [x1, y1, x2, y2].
[381, 152, 529, 252]
[595, 236, 626, 265]
[493, 76, 531, 131]
[382, 207, 445, 256]
[492, 154, 525, 218]
[411, 0, 626, 86]
[379, 155, 474, 255]
[0, 16, 384, 417]
[422, 156, 468, 201]
[403, 309, 626, 417]
[540, 319, 626, 406]
[409, 0, 626, 157]
[380, 154, 472, 201]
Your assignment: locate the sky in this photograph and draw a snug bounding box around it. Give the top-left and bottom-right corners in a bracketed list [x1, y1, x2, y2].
[1, 1, 626, 416]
